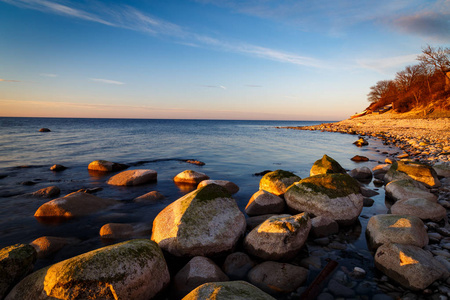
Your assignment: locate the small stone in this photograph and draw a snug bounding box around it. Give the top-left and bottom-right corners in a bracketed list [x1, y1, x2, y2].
[134, 191, 164, 203]
[363, 198, 374, 207]
[39, 128, 50, 132]
[50, 164, 66, 171]
[328, 279, 356, 297]
[173, 170, 209, 184]
[329, 241, 347, 250]
[351, 155, 369, 162]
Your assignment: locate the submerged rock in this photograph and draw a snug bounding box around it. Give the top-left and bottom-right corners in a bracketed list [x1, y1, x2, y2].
[173, 170, 209, 184]
[107, 169, 157, 186]
[198, 180, 239, 194]
[151, 184, 246, 257]
[391, 198, 446, 222]
[6, 239, 169, 300]
[38, 128, 50, 132]
[30, 236, 79, 259]
[182, 281, 275, 300]
[134, 191, 164, 203]
[31, 186, 60, 198]
[50, 164, 66, 172]
[385, 179, 437, 203]
[311, 216, 339, 237]
[310, 155, 346, 177]
[284, 173, 363, 225]
[245, 190, 285, 216]
[88, 160, 128, 172]
[259, 170, 301, 196]
[384, 161, 441, 188]
[99, 223, 151, 239]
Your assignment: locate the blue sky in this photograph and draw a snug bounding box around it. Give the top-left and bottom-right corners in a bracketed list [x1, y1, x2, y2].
[1, 0, 449, 120]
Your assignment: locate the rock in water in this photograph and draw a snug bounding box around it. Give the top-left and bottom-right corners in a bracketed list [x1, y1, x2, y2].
[50, 164, 66, 171]
[34, 192, 118, 218]
[5, 239, 170, 300]
[385, 179, 437, 202]
[384, 161, 441, 188]
[244, 213, 311, 261]
[375, 243, 446, 290]
[38, 128, 50, 132]
[31, 186, 60, 198]
[182, 281, 276, 300]
[259, 170, 301, 196]
[151, 184, 246, 257]
[351, 155, 369, 162]
[391, 198, 446, 222]
[173, 170, 209, 184]
[310, 155, 347, 177]
[198, 180, 239, 194]
[134, 191, 165, 203]
[284, 173, 363, 226]
[29, 236, 78, 259]
[245, 190, 285, 216]
[348, 167, 372, 180]
[88, 160, 128, 172]
[353, 137, 368, 147]
[107, 169, 157, 186]
[0, 244, 36, 299]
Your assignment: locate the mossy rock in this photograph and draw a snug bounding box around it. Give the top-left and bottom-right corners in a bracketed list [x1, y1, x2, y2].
[259, 170, 301, 196]
[88, 160, 128, 172]
[385, 179, 437, 203]
[385, 161, 440, 188]
[5, 239, 169, 300]
[310, 155, 347, 177]
[182, 281, 276, 300]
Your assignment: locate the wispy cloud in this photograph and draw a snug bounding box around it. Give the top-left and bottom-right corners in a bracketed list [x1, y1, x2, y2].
[89, 78, 125, 85]
[356, 53, 418, 74]
[40, 73, 58, 77]
[200, 85, 227, 89]
[0, 79, 20, 82]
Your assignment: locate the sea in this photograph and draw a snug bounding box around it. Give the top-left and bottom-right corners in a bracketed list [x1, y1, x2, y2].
[0, 117, 398, 296]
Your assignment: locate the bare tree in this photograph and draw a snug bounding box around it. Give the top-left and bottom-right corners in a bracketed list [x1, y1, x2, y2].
[417, 45, 450, 80]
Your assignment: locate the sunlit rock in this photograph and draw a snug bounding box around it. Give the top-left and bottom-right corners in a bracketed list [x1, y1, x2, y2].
[310, 155, 346, 177]
[385, 179, 437, 202]
[107, 169, 157, 186]
[151, 184, 245, 257]
[384, 161, 441, 188]
[366, 214, 428, 250]
[244, 213, 310, 261]
[173, 170, 209, 184]
[284, 173, 363, 225]
[5, 239, 169, 300]
[31, 186, 60, 198]
[375, 243, 447, 290]
[30, 236, 79, 259]
[353, 137, 368, 147]
[134, 191, 164, 203]
[245, 190, 285, 216]
[259, 170, 300, 196]
[50, 164, 66, 172]
[198, 180, 239, 194]
[391, 198, 446, 222]
[88, 160, 128, 172]
[99, 223, 151, 239]
[182, 281, 275, 300]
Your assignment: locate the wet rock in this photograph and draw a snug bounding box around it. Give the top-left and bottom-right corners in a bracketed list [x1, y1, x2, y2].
[353, 137, 369, 147]
[34, 192, 118, 218]
[174, 256, 229, 298]
[100, 223, 136, 239]
[348, 166, 372, 180]
[433, 162, 450, 178]
[38, 128, 50, 132]
[6, 239, 169, 300]
[246, 214, 281, 230]
[198, 180, 239, 194]
[299, 256, 322, 269]
[328, 279, 356, 297]
[373, 164, 391, 180]
[21, 181, 36, 186]
[134, 191, 164, 203]
[222, 252, 255, 280]
[285, 173, 363, 226]
[310, 154, 346, 176]
[248, 261, 308, 295]
[311, 216, 339, 237]
[173, 170, 209, 184]
[245, 190, 285, 216]
[244, 213, 311, 261]
[151, 184, 245, 257]
[374, 243, 446, 290]
[29, 236, 79, 259]
[363, 197, 374, 207]
[31, 186, 60, 198]
[259, 170, 301, 196]
[391, 198, 446, 222]
[366, 214, 429, 250]
[88, 160, 128, 172]
[182, 281, 276, 300]
[50, 164, 66, 171]
[385, 161, 441, 188]
[385, 179, 438, 202]
[351, 155, 369, 162]
[186, 159, 205, 166]
[0, 244, 37, 299]
[360, 186, 379, 197]
[107, 169, 157, 186]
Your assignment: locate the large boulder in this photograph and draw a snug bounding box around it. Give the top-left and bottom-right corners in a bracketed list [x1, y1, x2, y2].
[197, 180, 239, 194]
[284, 173, 363, 226]
[384, 161, 441, 188]
[259, 170, 300, 196]
[107, 169, 157, 186]
[30, 236, 79, 259]
[87, 160, 128, 172]
[6, 239, 169, 300]
[348, 167, 372, 180]
[174, 170, 209, 184]
[375, 243, 446, 290]
[366, 214, 428, 250]
[433, 162, 450, 178]
[173, 256, 229, 298]
[151, 184, 246, 257]
[245, 190, 285, 216]
[182, 281, 275, 300]
[0, 244, 37, 299]
[34, 192, 118, 218]
[247, 261, 308, 295]
[391, 198, 446, 222]
[244, 213, 311, 261]
[385, 179, 437, 203]
[310, 155, 346, 177]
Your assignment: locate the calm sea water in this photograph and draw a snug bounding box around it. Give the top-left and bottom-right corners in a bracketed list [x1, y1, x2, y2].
[0, 117, 395, 289]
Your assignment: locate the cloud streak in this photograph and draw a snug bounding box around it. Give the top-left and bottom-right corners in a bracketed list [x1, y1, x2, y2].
[356, 53, 418, 74]
[89, 78, 125, 85]
[0, 79, 20, 82]
[40, 73, 58, 77]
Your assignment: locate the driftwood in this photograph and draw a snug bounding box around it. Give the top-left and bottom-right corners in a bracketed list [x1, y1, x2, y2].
[300, 259, 338, 300]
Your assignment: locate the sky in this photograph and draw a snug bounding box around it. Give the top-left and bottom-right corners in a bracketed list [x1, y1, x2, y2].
[1, 0, 449, 120]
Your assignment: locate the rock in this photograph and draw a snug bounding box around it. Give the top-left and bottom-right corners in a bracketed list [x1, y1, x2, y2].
[284, 173, 363, 225]
[186, 160, 205, 166]
[385, 161, 441, 188]
[107, 169, 157, 186]
[374, 243, 446, 290]
[248, 261, 308, 295]
[363, 197, 375, 207]
[246, 214, 281, 230]
[198, 180, 239, 194]
[366, 214, 428, 250]
[182, 281, 276, 300]
[391, 198, 447, 222]
[385, 158, 395, 164]
[351, 155, 369, 162]
[245, 190, 285, 216]
[151, 184, 246, 257]
[310, 155, 346, 176]
[222, 252, 255, 280]
[99, 223, 134, 239]
[34, 192, 118, 218]
[327, 279, 356, 297]
[259, 170, 301, 196]
[0, 244, 37, 299]
[385, 179, 438, 202]
[373, 164, 391, 179]
[360, 186, 379, 197]
[243, 213, 311, 261]
[29, 236, 78, 259]
[174, 256, 229, 298]
[433, 162, 450, 178]
[348, 166, 372, 180]
[311, 216, 339, 237]
[5, 239, 169, 300]
[88, 160, 128, 172]
[31, 186, 60, 198]
[134, 191, 164, 203]
[38, 128, 50, 132]
[50, 164, 66, 171]
[173, 170, 209, 184]
[353, 137, 368, 147]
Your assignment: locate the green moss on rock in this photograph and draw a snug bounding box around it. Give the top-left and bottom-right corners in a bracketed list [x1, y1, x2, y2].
[310, 155, 346, 176]
[183, 281, 276, 300]
[289, 173, 360, 199]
